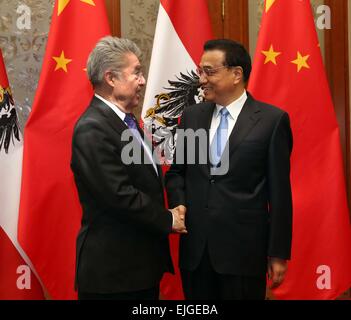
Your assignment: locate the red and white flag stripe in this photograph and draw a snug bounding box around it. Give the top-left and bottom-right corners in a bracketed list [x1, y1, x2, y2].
[0, 50, 43, 299]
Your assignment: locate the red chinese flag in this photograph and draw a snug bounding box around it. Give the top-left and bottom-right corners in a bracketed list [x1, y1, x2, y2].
[248, 0, 351, 299]
[142, 0, 213, 299]
[18, 0, 110, 299]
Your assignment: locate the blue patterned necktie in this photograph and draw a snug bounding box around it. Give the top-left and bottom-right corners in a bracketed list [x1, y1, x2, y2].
[124, 113, 158, 174]
[124, 113, 143, 142]
[124, 113, 138, 130]
[211, 108, 230, 166]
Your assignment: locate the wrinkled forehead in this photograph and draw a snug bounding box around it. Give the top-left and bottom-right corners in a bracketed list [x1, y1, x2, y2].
[121, 52, 141, 69]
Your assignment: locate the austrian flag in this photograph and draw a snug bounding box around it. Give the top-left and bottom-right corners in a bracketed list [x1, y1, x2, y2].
[0, 49, 43, 299]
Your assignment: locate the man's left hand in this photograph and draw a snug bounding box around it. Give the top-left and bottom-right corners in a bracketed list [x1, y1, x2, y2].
[268, 257, 288, 289]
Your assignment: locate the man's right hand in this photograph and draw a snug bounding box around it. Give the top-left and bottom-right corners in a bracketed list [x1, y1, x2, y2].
[170, 205, 187, 234]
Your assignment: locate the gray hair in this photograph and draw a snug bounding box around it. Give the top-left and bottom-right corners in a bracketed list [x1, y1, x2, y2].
[87, 36, 142, 87]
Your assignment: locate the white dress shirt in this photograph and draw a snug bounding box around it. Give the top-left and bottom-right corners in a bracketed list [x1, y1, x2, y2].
[209, 90, 248, 145]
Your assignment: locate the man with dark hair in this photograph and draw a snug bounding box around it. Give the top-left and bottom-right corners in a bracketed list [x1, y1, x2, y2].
[166, 39, 293, 299]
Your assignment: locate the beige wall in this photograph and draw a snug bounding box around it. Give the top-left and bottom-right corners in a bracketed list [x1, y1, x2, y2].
[248, 0, 263, 58]
[0, 0, 54, 131]
[120, 0, 159, 118]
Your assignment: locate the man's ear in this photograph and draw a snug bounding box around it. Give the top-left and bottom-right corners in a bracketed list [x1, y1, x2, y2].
[104, 71, 116, 87]
[232, 66, 244, 85]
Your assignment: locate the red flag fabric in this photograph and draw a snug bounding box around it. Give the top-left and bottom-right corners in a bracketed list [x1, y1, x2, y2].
[248, 0, 351, 299]
[142, 0, 213, 299]
[0, 228, 44, 299]
[0, 49, 44, 299]
[18, 0, 110, 299]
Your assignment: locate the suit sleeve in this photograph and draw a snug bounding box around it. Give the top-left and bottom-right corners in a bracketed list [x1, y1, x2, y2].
[267, 112, 293, 259]
[165, 112, 187, 208]
[71, 118, 172, 235]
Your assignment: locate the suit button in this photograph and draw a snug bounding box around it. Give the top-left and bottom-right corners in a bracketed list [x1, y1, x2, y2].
[210, 179, 215, 184]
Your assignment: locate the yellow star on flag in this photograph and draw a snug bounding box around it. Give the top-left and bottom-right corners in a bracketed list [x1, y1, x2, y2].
[261, 45, 281, 65]
[53, 51, 72, 73]
[291, 51, 310, 72]
[80, 0, 95, 5]
[58, 0, 95, 16]
[58, 0, 70, 16]
[266, 0, 276, 13]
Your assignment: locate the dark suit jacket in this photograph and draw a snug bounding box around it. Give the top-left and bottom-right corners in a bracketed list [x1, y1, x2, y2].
[71, 97, 174, 294]
[165, 93, 293, 277]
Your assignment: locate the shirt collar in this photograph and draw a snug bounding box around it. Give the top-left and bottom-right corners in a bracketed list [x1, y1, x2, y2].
[214, 90, 247, 119]
[94, 93, 126, 122]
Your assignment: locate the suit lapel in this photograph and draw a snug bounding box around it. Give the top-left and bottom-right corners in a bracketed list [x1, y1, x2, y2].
[227, 93, 261, 158]
[197, 102, 216, 175]
[91, 96, 127, 135]
[198, 102, 216, 131]
[91, 97, 159, 179]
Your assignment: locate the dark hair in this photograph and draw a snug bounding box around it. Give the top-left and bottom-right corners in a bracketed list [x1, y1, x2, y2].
[204, 39, 252, 82]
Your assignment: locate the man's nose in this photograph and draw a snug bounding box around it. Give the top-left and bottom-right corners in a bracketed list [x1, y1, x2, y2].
[139, 75, 146, 86]
[199, 73, 207, 84]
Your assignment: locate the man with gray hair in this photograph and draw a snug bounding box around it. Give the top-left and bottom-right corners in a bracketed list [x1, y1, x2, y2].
[71, 36, 186, 300]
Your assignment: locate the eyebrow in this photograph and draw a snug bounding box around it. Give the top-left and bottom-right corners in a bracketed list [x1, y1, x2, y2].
[199, 64, 212, 68]
[200, 65, 221, 69]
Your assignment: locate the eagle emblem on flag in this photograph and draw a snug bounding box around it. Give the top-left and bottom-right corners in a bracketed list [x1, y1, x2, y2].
[0, 84, 21, 154]
[143, 70, 203, 164]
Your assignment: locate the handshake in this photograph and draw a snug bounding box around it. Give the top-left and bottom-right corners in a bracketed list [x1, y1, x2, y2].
[169, 205, 187, 234]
